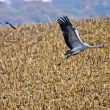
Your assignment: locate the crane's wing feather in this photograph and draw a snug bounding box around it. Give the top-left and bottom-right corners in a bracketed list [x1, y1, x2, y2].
[57, 16, 83, 50]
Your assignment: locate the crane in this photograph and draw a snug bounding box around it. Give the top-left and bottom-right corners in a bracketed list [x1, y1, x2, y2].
[57, 16, 105, 65]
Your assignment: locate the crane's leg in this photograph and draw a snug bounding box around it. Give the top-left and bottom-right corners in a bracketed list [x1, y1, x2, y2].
[57, 50, 81, 66]
[57, 56, 68, 66]
[64, 50, 71, 56]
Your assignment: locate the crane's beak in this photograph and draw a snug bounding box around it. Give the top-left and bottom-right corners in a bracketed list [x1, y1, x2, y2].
[102, 44, 107, 48]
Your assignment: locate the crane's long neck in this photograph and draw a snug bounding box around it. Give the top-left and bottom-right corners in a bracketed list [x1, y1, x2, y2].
[89, 45, 104, 48]
[84, 43, 105, 49]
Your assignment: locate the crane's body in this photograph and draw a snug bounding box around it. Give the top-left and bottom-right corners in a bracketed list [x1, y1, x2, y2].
[57, 16, 105, 65]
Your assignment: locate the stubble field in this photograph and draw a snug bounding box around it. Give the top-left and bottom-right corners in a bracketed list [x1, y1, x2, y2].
[0, 18, 110, 110]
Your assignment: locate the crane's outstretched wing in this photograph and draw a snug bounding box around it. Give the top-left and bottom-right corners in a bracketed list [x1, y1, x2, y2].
[57, 16, 83, 50]
[5, 21, 16, 29]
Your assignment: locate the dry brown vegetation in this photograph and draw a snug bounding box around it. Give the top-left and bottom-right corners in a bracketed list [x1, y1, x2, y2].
[0, 18, 110, 110]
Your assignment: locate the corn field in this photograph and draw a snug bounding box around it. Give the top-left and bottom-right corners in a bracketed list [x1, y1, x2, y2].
[0, 18, 110, 110]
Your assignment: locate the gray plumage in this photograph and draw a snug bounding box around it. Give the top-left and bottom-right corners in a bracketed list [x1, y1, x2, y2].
[57, 16, 105, 65]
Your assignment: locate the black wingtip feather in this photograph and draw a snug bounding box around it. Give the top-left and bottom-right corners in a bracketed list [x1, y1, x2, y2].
[57, 16, 72, 26]
[57, 19, 64, 24]
[65, 16, 71, 24]
[57, 18, 65, 25]
[60, 17, 67, 24]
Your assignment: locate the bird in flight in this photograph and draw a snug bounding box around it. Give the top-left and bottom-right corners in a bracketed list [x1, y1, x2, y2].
[5, 21, 16, 29]
[57, 16, 105, 65]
